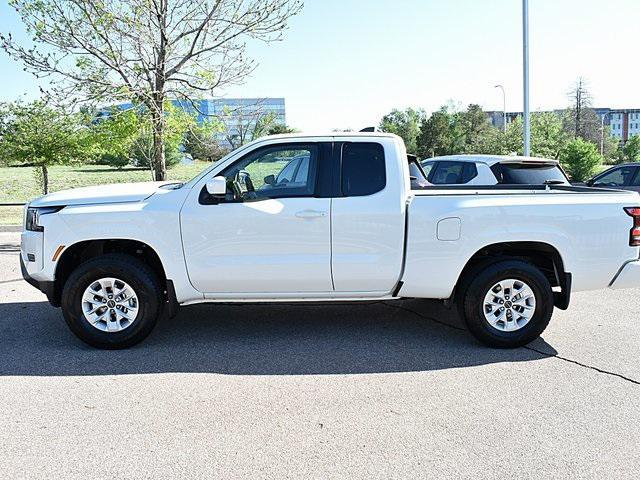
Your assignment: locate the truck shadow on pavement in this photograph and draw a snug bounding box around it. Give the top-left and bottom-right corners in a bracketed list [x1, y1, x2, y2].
[0, 298, 557, 376]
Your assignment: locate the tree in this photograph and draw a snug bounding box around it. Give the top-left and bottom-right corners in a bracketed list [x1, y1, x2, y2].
[416, 104, 494, 157]
[563, 78, 600, 145]
[531, 112, 567, 159]
[0, 101, 89, 194]
[130, 103, 194, 171]
[219, 106, 281, 149]
[379, 108, 425, 155]
[471, 125, 508, 156]
[267, 124, 297, 135]
[90, 108, 141, 167]
[473, 113, 567, 159]
[183, 118, 227, 162]
[600, 126, 622, 163]
[623, 135, 640, 163]
[559, 138, 603, 182]
[1, 0, 302, 181]
[457, 104, 492, 153]
[416, 107, 456, 158]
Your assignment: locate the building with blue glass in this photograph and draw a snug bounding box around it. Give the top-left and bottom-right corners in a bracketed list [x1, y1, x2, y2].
[99, 97, 286, 149]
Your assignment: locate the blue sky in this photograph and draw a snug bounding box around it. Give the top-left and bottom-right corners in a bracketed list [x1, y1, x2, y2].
[1, 0, 639, 131]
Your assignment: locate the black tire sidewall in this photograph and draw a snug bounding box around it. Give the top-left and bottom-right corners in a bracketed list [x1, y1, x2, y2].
[61, 254, 162, 349]
[463, 260, 553, 348]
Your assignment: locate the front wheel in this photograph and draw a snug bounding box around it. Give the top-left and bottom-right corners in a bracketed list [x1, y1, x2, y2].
[61, 254, 163, 349]
[460, 260, 554, 348]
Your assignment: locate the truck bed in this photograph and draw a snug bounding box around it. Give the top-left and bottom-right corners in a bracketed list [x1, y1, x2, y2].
[400, 184, 640, 299]
[411, 183, 632, 195]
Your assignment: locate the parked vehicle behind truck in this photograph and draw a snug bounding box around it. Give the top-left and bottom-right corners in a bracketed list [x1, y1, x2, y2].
[21, 133, 640, 349]
[420, 154, 570, 186]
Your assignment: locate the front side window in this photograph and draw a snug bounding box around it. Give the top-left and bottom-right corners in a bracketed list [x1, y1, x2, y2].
[594, 166, 636, 187]
[213, 145, 318, 202]
[341, 142, 386, 196]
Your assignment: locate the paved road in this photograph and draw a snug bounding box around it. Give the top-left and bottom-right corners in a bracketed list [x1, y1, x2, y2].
[1, 231, 639, 479]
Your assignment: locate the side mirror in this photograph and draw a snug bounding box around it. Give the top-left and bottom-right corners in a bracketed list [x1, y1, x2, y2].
[264, 174, 276, 185]
[585, 179, 594, 187]
[205, 176, 227, 196]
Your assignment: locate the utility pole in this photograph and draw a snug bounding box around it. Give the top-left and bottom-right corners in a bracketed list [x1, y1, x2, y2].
[600, 113, 608, 155]
[522, 0, 531, 156]
[494, 85, 507, 133]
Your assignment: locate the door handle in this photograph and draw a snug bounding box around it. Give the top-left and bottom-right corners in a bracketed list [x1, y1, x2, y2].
[295, 209, 327, 219]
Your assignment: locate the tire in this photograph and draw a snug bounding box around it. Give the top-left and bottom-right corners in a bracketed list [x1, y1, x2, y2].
[459, 259, 553, 348]
[61, 253, 163, 349]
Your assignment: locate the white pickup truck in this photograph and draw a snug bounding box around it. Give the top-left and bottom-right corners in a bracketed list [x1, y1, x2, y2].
[20, 132, 640, 349]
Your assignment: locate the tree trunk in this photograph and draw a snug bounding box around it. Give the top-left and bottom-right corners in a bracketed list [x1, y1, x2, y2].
[151, 104, 167, 181]
[41, 164, 49, 195]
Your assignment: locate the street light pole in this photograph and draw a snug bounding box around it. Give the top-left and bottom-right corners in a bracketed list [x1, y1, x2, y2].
[600, 113, 608, 155]
[522, 0, 531, 156]
[494, 84, 507, 133]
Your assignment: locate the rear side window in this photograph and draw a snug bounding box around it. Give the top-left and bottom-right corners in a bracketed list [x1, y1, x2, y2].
[341, 143, 386, 196]
[495, 163, 569, 184]
[430, 161, 477, 184]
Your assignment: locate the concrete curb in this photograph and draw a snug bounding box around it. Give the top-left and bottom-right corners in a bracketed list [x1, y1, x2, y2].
[0, 225, 22, 233]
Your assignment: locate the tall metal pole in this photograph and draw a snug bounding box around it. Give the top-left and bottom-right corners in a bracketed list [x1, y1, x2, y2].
[600, 113, 607, 155]
[494, 85, 507, 133]
[522, 0, 531, 156]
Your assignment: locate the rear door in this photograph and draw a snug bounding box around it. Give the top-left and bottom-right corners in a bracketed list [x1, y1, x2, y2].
[331, 140, 406, 293]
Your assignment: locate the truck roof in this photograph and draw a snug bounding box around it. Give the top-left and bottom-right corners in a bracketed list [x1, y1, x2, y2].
[422, 154, 559, 166]
[262, 131, 399, 140]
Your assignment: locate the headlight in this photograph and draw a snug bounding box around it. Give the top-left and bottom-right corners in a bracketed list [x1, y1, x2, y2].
[25, 207, 43, 232]
[24, 206, 64, 232]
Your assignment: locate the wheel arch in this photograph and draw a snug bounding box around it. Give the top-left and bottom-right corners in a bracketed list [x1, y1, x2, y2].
[52, 238, 175, 313]
[454, 241, 571, 310]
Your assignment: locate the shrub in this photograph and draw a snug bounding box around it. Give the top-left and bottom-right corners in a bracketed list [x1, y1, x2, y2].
[130, 132, 182, 168]
[95, 153, 130, 168]
[559, 138, 603, 182]
[623, 135, 640, 163]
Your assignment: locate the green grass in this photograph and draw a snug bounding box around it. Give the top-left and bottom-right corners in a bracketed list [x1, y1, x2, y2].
[0, 206, 23, 226]
[0, 162, 210, 225]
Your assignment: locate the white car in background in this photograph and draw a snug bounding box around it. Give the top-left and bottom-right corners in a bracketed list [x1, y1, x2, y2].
[420, 155, 570, 186]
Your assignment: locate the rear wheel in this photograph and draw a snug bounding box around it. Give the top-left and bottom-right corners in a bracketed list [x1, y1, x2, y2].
[61, 254, 162, 349]
[460, 260, 553, 348]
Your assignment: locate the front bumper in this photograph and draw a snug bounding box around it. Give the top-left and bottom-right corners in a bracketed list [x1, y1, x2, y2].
[609, 260, 640, 289]
[20, 254, 59, 306]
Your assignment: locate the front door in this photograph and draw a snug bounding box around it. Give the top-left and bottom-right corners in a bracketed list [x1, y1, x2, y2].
[180, 143, 333, 294]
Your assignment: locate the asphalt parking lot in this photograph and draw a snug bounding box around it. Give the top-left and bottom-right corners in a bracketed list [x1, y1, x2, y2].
[1, 230, 639, 479]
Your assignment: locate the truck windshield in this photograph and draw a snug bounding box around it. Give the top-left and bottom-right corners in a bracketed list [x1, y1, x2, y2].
[496, 163, 569, 185]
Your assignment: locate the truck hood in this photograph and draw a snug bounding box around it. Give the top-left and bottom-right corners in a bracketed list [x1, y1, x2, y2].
[29, 181, 178, 208]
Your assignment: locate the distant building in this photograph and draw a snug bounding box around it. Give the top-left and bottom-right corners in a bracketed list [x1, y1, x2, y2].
[176, 97, 286, 149]
[99, 97, 286, 149]
[486, 107, 640, 144]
